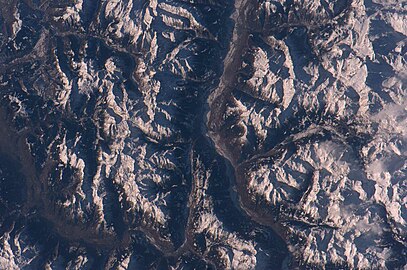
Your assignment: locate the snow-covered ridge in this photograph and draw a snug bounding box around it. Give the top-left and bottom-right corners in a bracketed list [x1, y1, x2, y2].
[0, 0, 405, 269]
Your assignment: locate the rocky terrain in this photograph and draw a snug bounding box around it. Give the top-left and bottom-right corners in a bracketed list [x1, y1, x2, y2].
[0, 0, 405, 269]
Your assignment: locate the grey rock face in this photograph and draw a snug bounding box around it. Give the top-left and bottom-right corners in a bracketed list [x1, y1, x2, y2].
[0, 0, 405, 269]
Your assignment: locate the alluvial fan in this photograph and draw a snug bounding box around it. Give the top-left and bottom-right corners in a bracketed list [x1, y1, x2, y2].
[0, 0, 405, 269]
